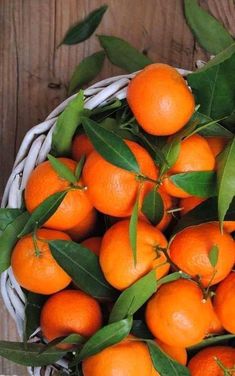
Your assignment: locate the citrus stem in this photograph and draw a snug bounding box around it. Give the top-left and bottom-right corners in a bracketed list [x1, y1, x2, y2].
[32, 229, 41, 257]
[136, 174, 161, 187]
[204, 269, 217, 300]
[215, 357, 235, 375]
[155, 245, 179, 272]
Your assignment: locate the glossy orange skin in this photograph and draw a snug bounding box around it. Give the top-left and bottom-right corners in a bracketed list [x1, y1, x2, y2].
[214, 272, 235, 334]
[41, 290, 102, 344]
[145, 279, 212, 347]
[169, 223, 235, 286]
[66, 208, 97, 242]
[207, 300, 224, 335]
[25, 158, 93, 230]
[82, 336, 153, 376]
[11, 229, 71, 294]
[188, 346, 235, 376]
[72, 134, 94, 161]
[206, 137, 228, 157]
[163, 134, 215, 198]
[99, 219, 169, 290]
[127, 63, 195, 136]
[154, 339, 187, 365]
[83, 140, 158, 217]
[82, 236, 102, 256]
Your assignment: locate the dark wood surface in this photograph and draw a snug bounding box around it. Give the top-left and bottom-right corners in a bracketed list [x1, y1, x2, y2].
[0, 0, 234, 374]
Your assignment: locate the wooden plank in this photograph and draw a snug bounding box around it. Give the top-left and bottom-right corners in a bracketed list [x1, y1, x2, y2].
[0, 0, 234, 374]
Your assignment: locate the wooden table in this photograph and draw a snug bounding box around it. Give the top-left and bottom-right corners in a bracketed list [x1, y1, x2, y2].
[0, 0, 234, 374]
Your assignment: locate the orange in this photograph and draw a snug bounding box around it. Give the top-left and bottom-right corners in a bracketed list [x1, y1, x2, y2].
[82, 335, 153, 376]
[188, 346, 235, 376]
[82, 237, 102, 256]
[72, 134, 94, 161]
[163, 134, 215, 198]
[206, 137, 228, 157]
[214, 272, 235, 333]
[25, 158, 93, 230]
[154, 339, 187, 365]
[223, 221, 235, 234]
[145, 279, 212, 347]
[40, 289, 102, 346]
[180, 196, 205, 216]
[127, 63, 195, 136]
[99, 219, 169, 290]
[66, 208, 97, 241]
[83, 140, 158, 217]
[207, 300, 224, 335]
[169, 222, 235, 286]
[141, 188, 174, 232]
[11, 229, 71, 294]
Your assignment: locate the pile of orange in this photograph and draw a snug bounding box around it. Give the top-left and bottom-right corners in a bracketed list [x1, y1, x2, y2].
[10, 64, 235, 375]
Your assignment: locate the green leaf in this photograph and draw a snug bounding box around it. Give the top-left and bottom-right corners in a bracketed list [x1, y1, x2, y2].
[208, 245, 219, 268]
[48, 154, 77, 184]
[24, 292, 46, 340]
[0, 211, 30, 274]
[52, 91, 89, 156]
[217, 138, 235, 227]
[191, 112, 233, 138]
[142, 187, 164, 225]
[109, 270, 157, 323]
[157, 271, 191, 287]
[68, 51, 105, 94]
[0, 341, 66, 366]
[184, 0, 234, 54]
[189, 334, 235, 353]
[75, 155, 86, 180]
[187, 45, 235, 120]
[91, 99, 122, 117]
[39, 333, 85, 354]
[147, 340, 190, 376]
[82, 117, 140, 173]
[174, 197, 235, 233]
[170, 171, 216, 198]
[98, 35, 152, 73]
[129, 196, 139, 265]
[59, 5, 108, 46]
[19, 191, 67, 237]
[160, 139, 181, 176]
[0, 208, 23, 235]
[49, 240, 116, 300]
[76, 317, 133, 362]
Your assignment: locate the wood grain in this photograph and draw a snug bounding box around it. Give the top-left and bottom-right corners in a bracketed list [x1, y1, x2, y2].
[0, 0, 234, 374]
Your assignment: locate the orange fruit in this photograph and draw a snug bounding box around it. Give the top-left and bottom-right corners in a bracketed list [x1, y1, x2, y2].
[127, 63, 195, 136]
[99, 219, 169, 290]
[83, 140, 158, 217]
[154, 339, 187, 365]
[169, 222, 235, 286]
[163, 134, 215, 198]
[66, 208, 97, 241]
[72, 134, 94, 161]
[223, 221, 235, 234]
[25, 158, 93, 231]
[82, 335, 153, 376]
[179, 196, 205, 216]
[188, 346, 235, 376]
[40, 289, 102, 346]
[207, 300, 224, 335]
[206, 137, 228, 157]
[11, 229, 71, 294]
[82, 237, 102, 256]
[214, 272, 235, 333]
[145, 279, 212, 347]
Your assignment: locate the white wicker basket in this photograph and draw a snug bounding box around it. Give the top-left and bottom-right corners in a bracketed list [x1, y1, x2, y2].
[1, 67, 191, 375]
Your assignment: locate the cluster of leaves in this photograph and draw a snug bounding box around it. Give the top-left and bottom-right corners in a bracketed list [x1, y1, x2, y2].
[0, 0, 235, 375]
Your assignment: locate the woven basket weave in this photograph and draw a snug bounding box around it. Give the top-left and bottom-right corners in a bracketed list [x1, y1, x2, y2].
[1, 67, 192, 375]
